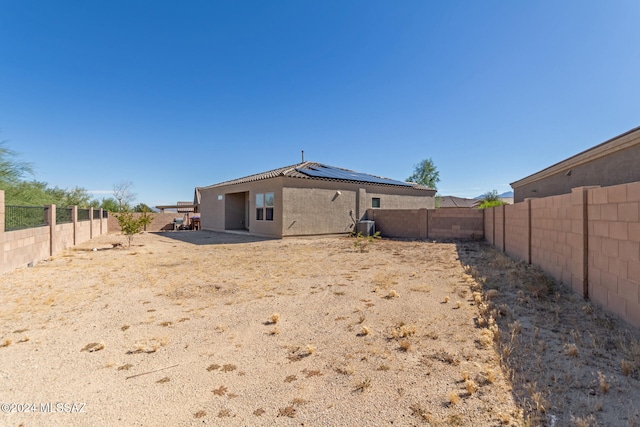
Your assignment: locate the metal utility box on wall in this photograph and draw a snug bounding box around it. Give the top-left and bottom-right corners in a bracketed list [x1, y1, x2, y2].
[356, 220, 375, 236]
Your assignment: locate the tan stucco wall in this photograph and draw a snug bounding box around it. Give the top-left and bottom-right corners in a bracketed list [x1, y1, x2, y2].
[282, 186, 357, 236]
[198, 176, 435, 238]
[513, 131, 640, 202]
[281, 177, 435, 236]
[199, 179, 284, 238]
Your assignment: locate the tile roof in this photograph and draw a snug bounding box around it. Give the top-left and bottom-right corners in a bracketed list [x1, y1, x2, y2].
[438, 196, 481, 208]
[198, 161, 432, 190]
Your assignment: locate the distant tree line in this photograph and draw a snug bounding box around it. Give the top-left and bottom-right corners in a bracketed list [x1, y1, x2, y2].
[0, 141, 149, 212]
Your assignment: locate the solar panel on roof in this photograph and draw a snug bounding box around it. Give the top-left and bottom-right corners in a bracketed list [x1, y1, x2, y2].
[296, 165, 412, 187]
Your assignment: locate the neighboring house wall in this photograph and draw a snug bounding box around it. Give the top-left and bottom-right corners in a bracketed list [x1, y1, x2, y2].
[366, 208, 484, 240]
[512, 127, 640, 202]
[485, 182, 640, 328]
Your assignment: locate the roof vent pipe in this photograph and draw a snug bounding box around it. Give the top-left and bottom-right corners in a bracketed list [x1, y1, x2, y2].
[302, 150, 305, 162]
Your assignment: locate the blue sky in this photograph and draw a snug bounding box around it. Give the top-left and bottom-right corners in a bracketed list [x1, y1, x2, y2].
[1, 1, 639, 206]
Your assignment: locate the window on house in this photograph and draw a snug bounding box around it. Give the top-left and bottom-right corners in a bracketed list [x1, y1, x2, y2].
[256, 192, 275, 221]
[265, 192, 274, 221]
[372, 198, 381, 208]
[256, 193, 264, 220]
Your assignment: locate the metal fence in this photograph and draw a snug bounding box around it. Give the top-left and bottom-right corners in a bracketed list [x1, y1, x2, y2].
[5, 206, 48, 231]
[93, 209, 101, 219]
[102, 210, 109, 218]
[56, 207, 73, 224]
[77, 208, 90, 221]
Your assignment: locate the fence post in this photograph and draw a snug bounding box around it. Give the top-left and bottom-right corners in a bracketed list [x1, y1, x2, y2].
[72, 206, 78, 245]
[0, 191, 5, 269]
[100, 209, 104, 235]
[501, 204, 507, 253]
[570, 186, 597, 299]
[47, 205, 56, 256]
[89, 208, 94, 239]
[526, 199, 532, 264]
[492, 206, 496, 245]
[419, 209, 428, 239]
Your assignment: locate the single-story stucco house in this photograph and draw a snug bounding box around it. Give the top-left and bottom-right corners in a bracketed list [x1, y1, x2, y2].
[195, 161, 436, 237]
[511, 125, 640, 202]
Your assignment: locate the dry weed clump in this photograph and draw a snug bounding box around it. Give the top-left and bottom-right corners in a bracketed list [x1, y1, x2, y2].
[385, 290, 399, 299]
[465, 379, 478, 395]
[398, 340, 411, 352]
[621, 359, 634, 377]
[278, 406, 296, 418]
[564, 344, 579, 358]
[598, 371, 609, 394]
[268, 313, 280, 325]
[354, 377, 371, 392]
[81, 342, 105, 352]
[448, 391, 460, 405]
[391, 323, 417, 339]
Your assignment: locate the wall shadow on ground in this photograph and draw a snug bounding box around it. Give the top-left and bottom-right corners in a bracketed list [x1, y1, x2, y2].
[454, 240, 640, 426]
[153, 230, 277, 246]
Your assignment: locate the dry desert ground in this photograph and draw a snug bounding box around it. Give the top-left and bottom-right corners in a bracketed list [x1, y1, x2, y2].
[1, 231, 640, 426]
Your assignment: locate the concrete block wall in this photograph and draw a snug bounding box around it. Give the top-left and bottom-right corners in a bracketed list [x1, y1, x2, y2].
[504, 201, 530, 263]
[494, 205, 505, 252]
[1, 191, 109, 274]
[530, 194, 574, 286]
[76, 218, 92, 245]
[484, 207, 495, 245]
[367, 209, 424, 238]
[487, 182, 640, 328]
[52, 223, 75, 255]
[3, 227, 50, 272]
[366, 208, 483, 240]
[108, 212, 181, 232]
[587, 183, 640, 327]
[428, 209, 484, 239]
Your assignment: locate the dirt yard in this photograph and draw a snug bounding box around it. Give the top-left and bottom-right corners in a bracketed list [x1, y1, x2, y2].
[1, 231, 639, 426]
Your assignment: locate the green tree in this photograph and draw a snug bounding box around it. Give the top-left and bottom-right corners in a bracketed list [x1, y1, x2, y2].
[407, 158, 440, 190]
[478, 190, 506, 209]
[0, 141, 33, 184]
[114, 211, 153, 247]
[133, 203, 152, 212]
[98, 197, 119, 212]
[62, 186, 92, 208]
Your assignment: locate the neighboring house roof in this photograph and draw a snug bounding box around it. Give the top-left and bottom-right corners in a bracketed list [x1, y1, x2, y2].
[510, 125, 640, 189]
[198, 161, 433, 191]
[438, 196, 481, 208]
